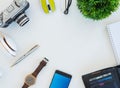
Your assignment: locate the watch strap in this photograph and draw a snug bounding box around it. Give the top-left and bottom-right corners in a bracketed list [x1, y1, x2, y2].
[22, 83, 29, 88]
[32, 57, 48, 77]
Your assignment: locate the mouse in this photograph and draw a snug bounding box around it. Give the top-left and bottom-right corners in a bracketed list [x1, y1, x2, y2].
[0, 32, 17, 56]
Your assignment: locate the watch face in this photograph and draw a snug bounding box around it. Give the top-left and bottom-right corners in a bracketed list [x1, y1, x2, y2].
[25, 75, 36, 86]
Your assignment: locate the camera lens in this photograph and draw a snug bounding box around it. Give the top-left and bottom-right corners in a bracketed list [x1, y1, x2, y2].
[15, 13, 29, 26]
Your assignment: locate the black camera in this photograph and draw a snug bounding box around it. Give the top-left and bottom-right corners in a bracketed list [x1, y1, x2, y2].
[82, 66, 120, 88]
[0, 0, 30, 28]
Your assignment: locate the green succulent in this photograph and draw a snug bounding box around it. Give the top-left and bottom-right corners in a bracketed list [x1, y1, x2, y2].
[77, 0, 120, 20]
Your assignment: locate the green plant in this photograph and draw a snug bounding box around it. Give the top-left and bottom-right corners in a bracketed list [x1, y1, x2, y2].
[77, 0, 120, 20]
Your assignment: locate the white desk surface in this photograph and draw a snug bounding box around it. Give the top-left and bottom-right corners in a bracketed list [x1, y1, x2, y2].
[0, 0, 120, 88]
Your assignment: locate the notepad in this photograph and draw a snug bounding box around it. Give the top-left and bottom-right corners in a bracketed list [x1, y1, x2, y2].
[107, 21, 120, 65]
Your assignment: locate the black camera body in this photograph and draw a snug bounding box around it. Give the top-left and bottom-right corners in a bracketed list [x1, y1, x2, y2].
[82, 66, 120, 88]
[0, 0, 30, 28]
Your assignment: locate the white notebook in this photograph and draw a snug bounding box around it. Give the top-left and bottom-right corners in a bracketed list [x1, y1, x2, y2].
[107, 21, 120, 65]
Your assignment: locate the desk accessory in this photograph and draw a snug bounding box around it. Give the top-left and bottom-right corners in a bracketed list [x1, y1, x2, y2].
[107, 21, 120, 65]
[0, 0, 30, 28]
[49, 70, 72, 88]
[63, 0, 72, 15]
[0, 32, 17, 56]
[77, 0, 120, 20]
[82, 66, 120, 88]
[22, 57, 49, 88]
[40, 0, 56, 14]
[11, 44, 39, 67]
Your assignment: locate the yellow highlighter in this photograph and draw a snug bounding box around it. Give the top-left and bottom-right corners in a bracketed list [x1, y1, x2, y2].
[40, 0, 56, 14]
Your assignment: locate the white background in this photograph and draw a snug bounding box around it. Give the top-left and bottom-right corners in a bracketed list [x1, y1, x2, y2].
[0, 0, 120, 88]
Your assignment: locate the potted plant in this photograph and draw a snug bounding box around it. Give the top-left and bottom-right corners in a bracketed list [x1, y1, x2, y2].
[77, 0, 120, 20]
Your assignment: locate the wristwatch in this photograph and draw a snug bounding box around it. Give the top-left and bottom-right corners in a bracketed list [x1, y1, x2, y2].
[22, 57, 49, 88]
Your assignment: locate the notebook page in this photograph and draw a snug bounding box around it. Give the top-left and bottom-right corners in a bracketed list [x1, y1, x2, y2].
[107, 21, 120, 65]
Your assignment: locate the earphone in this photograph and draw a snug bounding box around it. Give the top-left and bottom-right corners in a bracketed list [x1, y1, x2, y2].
[64, 0, 72, 14]
[0, 32, 17, 56]
[40, 0, 56, 14]
[60, 0, 72, 14]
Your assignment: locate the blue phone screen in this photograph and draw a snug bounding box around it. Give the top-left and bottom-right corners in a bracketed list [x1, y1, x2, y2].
[50, 73, 71, 88]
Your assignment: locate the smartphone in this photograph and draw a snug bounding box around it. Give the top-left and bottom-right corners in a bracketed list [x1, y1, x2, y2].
[49, 70, 72, 88]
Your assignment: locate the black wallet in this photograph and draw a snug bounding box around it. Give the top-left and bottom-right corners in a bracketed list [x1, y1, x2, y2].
[82, 65, 120, 88]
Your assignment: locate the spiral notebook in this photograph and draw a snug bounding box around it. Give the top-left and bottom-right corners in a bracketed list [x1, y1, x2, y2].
[107, 21, 120, 65]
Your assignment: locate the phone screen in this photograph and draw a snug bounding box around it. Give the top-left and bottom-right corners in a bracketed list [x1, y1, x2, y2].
[49, 70, 72, 88]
